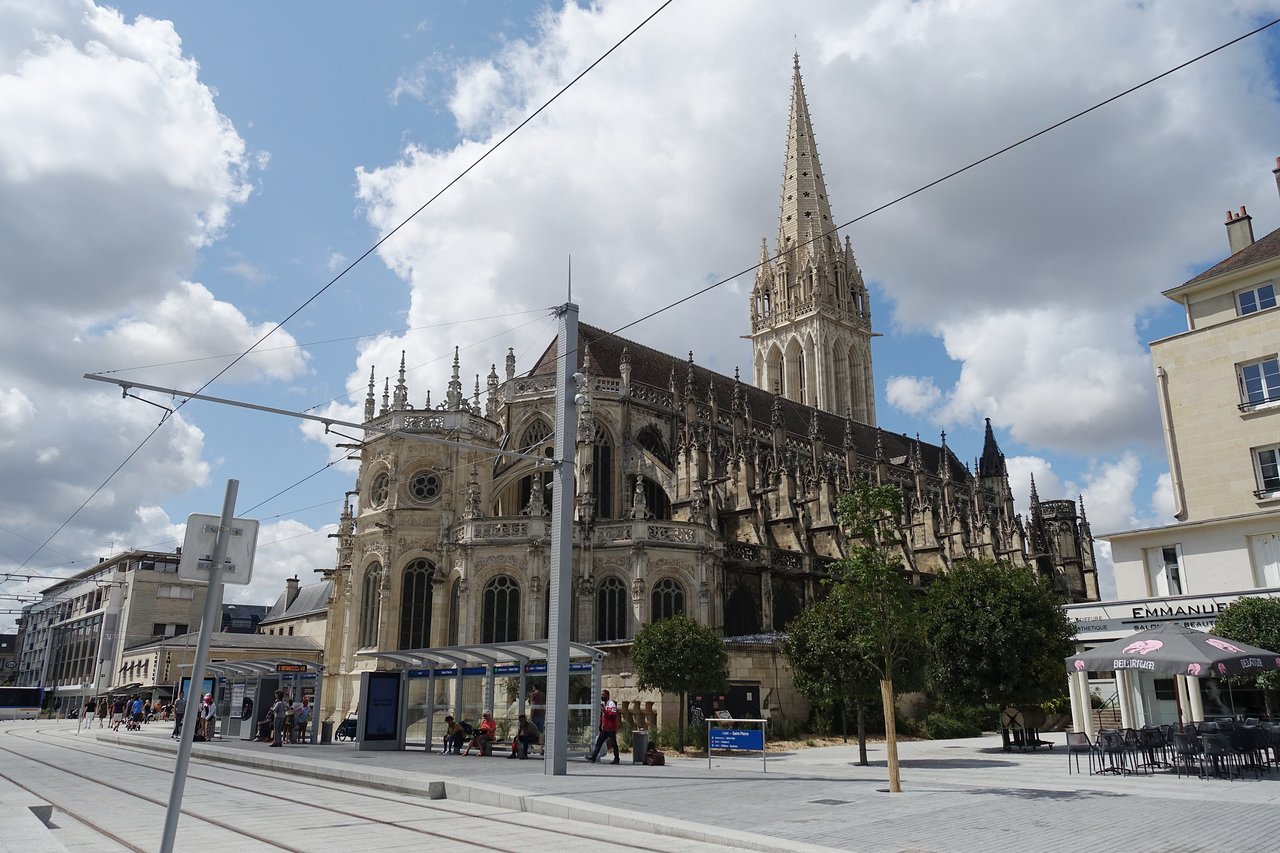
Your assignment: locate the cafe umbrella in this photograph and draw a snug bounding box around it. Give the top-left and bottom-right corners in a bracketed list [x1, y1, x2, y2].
[1065, 623, 1280, 679]
[1064, 623, 1280, 729]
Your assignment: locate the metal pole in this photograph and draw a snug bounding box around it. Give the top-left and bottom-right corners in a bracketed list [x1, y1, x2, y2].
[160, 479, 237, 853]
[544, 301, 578, 776]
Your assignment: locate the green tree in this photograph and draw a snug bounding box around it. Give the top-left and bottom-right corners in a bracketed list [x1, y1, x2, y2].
[832, 480, 923, 793]
[630, 614, 728, 749]
[1214, 596, 1280, 717]
[781, 583, 881, 764]
[922, 558, 1076, 710]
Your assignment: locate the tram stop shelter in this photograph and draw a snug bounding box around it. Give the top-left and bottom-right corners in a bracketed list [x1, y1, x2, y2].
[354, 640, 606, 753]
[202, 658, 326, 743]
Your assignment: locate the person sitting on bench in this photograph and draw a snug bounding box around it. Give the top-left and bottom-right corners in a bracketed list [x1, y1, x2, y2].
[442, 716, 466, 754]
[462, 710, 496, 756]
[256, 714, 275, 742]
[508, 714, 539, 759]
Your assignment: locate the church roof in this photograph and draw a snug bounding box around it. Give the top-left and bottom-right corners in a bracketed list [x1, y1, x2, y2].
[528, 323, 971, 482]
[1173, 224, 1280, 292]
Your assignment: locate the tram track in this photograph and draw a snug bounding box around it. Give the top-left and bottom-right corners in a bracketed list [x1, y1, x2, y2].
[2, 726, 695, 853]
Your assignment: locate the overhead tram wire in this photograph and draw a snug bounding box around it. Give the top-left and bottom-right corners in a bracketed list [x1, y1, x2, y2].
[94, 308, 548, 376]
[23, 0, 674, 573]
[605, 16, 1280, 342]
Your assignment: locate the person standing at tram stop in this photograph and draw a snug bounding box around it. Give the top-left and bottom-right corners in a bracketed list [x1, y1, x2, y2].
[585, 689, 620, 764]
[269, 690, 290, 747]
[170, 694, 186, 739]
[79, 697, 96, 731]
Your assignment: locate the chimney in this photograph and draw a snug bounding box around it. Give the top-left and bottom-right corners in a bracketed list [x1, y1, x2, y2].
[285, 575, 300, 608]
[1226, 206, 1254, 255]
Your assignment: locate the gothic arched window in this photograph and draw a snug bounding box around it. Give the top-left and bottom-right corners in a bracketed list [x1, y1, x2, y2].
[641, 477, 672, 521]
[358, 562, 382, 648]
[592, 426, 614, 519]
[596, 577, 628, 641]
[650, 578, 685, 622]
[636, 423, 672, 468]
[482, 575, 520, 643]
[723, 574, 761, 637]
[520, 419, 552, 453]
[399, 559, 434, 649]
[772, 581, 803, 632]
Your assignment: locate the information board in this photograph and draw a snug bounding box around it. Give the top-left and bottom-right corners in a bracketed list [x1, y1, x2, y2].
[709, 727, 764, 751]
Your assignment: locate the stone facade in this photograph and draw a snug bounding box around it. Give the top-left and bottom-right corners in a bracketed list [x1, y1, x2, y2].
[318, 58, 1098, 727]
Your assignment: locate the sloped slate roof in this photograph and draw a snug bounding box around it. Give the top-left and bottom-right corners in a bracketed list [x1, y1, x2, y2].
[261, 580, 331, 625]
[125, 631, 321, 654]
[528, 323, 969, 481]
[1177, 225, 1280, 290]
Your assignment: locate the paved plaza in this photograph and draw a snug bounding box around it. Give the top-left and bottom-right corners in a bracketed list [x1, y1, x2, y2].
[5, 720, 1280, 851]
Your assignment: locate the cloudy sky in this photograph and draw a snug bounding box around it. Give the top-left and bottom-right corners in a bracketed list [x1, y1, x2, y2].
[4, 0, 1280, 630]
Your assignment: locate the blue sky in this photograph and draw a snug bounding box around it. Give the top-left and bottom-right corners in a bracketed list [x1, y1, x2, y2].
[3, 0, 1280, 629]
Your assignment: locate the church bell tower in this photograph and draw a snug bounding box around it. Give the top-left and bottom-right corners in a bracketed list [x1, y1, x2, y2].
[749, 56, 876, 424]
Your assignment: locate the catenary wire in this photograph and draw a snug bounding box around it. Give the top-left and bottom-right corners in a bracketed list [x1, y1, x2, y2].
[606, 16, 1280, 340]
[14, 1, 674, 575]
[94, 308, 547, 376]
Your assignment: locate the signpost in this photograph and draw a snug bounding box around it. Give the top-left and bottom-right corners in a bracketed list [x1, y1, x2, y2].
[160, 481, 258, 853]
[707, 717, 768, 772]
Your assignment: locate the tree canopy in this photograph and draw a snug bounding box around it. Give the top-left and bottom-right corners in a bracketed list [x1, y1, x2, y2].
[831, 480, 921, 791]
[922, 558, 1075, 708]
[781, 582, 882, 762]
[1214, 596, 1280, 701]
[631, 614, 728, 747]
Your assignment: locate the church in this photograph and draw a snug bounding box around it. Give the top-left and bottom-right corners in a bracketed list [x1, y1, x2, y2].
[318, 58, 1099, 727]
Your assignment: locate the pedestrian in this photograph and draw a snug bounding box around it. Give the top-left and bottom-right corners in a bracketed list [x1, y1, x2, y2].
[97, 699, 109, 728]
[584, 689, 620, 764]
[129, 696, 145, 730]
[507, 713, 539, 760]
[111, 696, 126, 731]
[462, 710, 496, 756]
[198, 694, 217, 740]
[269, 690, 289, 747]
[292, 696, 311, 744]
[171, 694, 186, 739]
[80, 697, 96, 731]
[529, 685, 545, 734]
[441, 716, 465, 754]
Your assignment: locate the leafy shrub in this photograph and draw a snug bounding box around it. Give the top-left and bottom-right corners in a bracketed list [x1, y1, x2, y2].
[769, 717, 803, 741]
[1041, 695, 1072, 715]
[922, 712, 982, 739]
[1089, 692, 1105, 710]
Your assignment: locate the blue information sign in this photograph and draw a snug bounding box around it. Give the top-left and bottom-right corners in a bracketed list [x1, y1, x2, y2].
[709, 727, 764, 751]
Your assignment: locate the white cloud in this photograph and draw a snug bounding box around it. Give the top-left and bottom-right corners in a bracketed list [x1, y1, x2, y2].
[939, 309, 1159, 454]
[0, 2, 296, 620]
[885, 375, 942, 416]
[349, 0, 1280, 464]
[223, 518, 339, 608]
[1150, 472, 1176, 522]
[326, 251, 348, 272]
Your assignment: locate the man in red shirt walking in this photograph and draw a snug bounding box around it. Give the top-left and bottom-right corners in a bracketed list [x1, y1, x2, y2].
[585, 689, 620, 764]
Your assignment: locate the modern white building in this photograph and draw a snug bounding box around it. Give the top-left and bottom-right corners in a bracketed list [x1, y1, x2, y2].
[1078, 159, 1280, 727]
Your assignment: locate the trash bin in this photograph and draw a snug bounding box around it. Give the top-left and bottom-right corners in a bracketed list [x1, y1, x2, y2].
[320, 720, 333, 745]
[632, 729, 649, 764]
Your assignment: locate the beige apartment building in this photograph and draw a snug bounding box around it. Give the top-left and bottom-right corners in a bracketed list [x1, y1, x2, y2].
[1084, 162, 1280, 689]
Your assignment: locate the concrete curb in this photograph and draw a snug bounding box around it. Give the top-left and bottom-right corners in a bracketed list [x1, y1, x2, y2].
[92, 732, 831, 852]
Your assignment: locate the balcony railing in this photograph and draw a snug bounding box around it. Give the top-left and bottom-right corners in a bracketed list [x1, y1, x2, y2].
[1239, 392, 1280, 412]
[453, 516, 709, 547]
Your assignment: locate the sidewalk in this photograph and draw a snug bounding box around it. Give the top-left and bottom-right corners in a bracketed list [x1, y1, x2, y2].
[90, 724, 1280, 852]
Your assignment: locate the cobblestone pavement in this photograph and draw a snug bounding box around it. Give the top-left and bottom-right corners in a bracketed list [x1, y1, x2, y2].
[13, 720, 1280, 852]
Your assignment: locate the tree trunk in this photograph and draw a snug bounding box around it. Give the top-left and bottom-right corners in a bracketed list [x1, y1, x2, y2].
[678, 691, 686, 751]
[856, 702, 868, 766]
[881, 678, 901, 793]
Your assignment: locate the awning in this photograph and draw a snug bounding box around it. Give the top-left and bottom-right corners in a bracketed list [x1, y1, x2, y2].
[1066, 622, 1280, 677]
